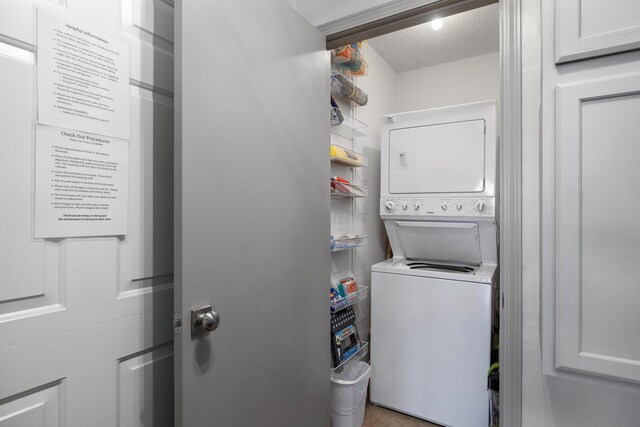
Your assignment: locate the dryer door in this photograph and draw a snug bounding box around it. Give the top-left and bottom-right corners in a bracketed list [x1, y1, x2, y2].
[388, 119, 486, 194]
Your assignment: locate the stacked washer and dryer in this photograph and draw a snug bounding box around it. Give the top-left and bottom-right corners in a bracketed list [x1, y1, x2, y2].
[370, 101, 497, 427]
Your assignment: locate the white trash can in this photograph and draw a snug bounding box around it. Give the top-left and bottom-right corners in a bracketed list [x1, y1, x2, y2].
[330, 362, 372, 427]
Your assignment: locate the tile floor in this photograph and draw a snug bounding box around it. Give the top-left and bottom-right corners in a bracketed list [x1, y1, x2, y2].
[362, 403, 440, 427]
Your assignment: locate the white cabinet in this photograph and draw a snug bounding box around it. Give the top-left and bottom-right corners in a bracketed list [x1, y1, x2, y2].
[544, 0, 640, 390]
[555, 72, 640, 383]
[556, 0, 640, 63]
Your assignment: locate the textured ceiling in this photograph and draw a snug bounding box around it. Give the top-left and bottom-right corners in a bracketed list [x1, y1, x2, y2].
[367, 3, 499, 72]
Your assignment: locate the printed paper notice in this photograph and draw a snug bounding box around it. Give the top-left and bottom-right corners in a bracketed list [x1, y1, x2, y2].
[37, 9, 130, 140]
[35, 127, 128, 238]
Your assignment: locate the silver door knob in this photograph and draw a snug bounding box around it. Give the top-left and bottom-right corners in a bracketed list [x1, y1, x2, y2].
[198, 311, 220, 332]
[191, 306, 221, 335]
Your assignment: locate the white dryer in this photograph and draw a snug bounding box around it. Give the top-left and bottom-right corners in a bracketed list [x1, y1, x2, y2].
[370, 101, 497, 427]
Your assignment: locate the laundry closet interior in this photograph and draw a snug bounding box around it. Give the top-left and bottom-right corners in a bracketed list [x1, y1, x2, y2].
[325, 3, 500, 426]
[0, 0, 502, 425]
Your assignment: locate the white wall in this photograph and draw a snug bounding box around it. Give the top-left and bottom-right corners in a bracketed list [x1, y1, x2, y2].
[395, 51, 499, 112]
[521, 0, 640, 425]
[521, 0, 546, 422]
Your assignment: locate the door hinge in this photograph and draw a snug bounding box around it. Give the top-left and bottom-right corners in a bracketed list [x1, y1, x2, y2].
[501, 292, 504, 309]
[173, 312, 182, 334]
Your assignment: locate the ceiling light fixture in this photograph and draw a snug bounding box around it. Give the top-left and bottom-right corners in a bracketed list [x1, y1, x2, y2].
[431, 18, 443, 30]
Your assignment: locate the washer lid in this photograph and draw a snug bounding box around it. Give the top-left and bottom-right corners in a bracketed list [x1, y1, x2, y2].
[371, 258, 496, 284]
[393, 221, 481, 266]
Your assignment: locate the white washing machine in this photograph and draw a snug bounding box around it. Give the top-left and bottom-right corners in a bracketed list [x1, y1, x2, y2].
[370, 101, 497, 427]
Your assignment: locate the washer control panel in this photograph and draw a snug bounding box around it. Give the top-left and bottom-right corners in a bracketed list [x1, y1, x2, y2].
[381, 197, 495, 217]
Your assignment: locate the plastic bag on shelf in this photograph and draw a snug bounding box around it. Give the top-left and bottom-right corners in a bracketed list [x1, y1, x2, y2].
[332, 43, 368, 76]
[332, 45, 352, 64]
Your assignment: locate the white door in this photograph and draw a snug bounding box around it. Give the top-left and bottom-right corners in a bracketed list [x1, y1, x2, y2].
[555, 74, 640, 383]
[542, 0, 640, 388]
[0, 1, 175, 426]
[174, 1, 330, 426]
[535, 0, 640, 423]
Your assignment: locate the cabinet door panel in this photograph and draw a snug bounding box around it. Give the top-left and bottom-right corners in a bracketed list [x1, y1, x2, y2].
[556, 0, 640, 63]
[556, 72, 640, 382]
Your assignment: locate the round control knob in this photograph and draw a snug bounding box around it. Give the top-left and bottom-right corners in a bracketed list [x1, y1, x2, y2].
[414, 203, 421, 211]
[440, 203, 448, 211]
[384, 201, 396, 212]
[402, 203, 409, 211]
[456, 203, 463, 211]
[475, 200, 487, 213]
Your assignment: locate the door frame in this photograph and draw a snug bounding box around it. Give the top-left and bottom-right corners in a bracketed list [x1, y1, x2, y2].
[317, 1, 523, 425]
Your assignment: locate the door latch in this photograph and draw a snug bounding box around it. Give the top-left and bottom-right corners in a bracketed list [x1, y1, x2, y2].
[173, 312, 182, 334]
